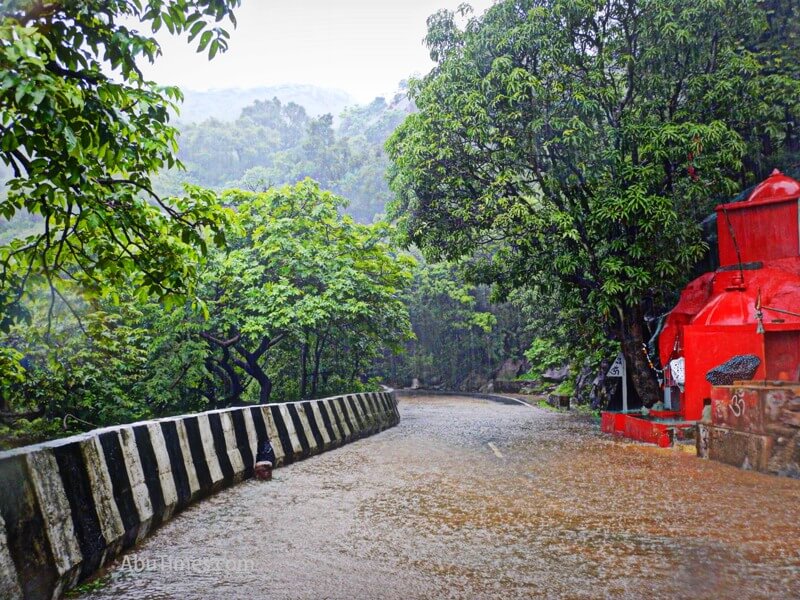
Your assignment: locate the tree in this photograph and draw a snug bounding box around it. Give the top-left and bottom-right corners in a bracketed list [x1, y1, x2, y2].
[383, 259, 500, 390]
[0, 285, 167, 443]
[0, 0, 241, 343]
[200, 180, 413, 404]
[387, 0, 800, 404]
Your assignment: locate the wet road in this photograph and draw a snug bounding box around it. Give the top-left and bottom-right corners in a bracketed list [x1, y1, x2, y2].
[82, 395, 800, 599]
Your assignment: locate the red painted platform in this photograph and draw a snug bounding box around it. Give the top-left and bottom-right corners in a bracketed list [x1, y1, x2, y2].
[601, 411, 696, 447]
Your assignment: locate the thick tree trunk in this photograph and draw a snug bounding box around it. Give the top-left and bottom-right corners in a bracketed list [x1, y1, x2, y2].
[217, 357, 243, 405]
[201, 332, 244, 406]
[204, 331, 284, 406]
[234, 339, 273, 404]
[619, 303, 661, 407]
[249, 367, 272, 404]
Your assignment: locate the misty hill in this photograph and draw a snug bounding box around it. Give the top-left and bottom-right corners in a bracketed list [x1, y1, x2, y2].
[155, 86, 413, 223]
[1, 86, 412, 242]
[176, 85, 358, 123]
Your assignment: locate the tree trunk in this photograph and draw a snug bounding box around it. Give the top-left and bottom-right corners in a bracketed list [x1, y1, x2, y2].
[249, 367, 272, 404]
[217, 347, 244, 405]
[619, 303, 661, 407]
[234, 338, 274, 404]
[310, 330, 329, 398]
[311, 344, 323, 397]
[201, 332, 244, 406]
[300, 340, 309, 399]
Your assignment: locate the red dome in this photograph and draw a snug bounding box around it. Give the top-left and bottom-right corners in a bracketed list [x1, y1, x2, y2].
[691, 289, 754, 327]
[746, 169, 800, 204]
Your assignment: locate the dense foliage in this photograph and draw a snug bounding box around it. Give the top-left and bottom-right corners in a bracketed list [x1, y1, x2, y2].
[156, 93, 411, 223]
[199, 181, 413, 404]
[0, 0, 242, 385]
[388, 0, 800, 403]
[4, 0, 799, 448]
[381, 259, 531, 390]
[0, 182, 412, 447]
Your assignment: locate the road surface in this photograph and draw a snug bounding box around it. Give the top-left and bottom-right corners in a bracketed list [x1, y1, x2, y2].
[81, 395, 800, 599]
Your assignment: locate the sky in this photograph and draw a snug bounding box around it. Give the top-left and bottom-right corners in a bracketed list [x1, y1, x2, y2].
[138, 0, 497, 102]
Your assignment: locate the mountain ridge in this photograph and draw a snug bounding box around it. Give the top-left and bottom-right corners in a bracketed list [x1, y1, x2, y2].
[175, 84, 359, 123]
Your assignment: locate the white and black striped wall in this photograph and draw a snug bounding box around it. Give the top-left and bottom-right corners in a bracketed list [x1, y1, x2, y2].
[0, 392, 400, 600]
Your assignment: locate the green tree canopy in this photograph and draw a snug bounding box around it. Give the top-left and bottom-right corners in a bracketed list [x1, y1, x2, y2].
[200, 180, 413, 404]
[387, 0, 800, 403]
[0, 179, 413, 446]
[0, 0, 240, 327]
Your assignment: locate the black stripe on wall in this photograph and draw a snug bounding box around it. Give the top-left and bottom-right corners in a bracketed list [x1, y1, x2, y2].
[337, 397, 356, 438]
[132, 425, 166, 525]
[249, 407, 269, 446]
[97, 431, 139, 548]
[360, 394, 376, 419]
[369, 395, 383, 425]
[0, 455, 57, 598]
[182, 417, 213, 495]
[316, 401, 337, 442]
[384, 393, 397, 419]
[326, 400, 347, 440]
[159, 421, 191, 508]
[301, 402, 324, 448]
[229, 411, 254, 477]
[346, 396, 365, 430]
[269, 405, 295, 463]
[356, 395, 373, 431]
[207, 413, 235, 483]
[52, 442, 107, 578]
[379, 393, 392, 413]
[378, 394, 391, 421]
[286, 404, 310, 457]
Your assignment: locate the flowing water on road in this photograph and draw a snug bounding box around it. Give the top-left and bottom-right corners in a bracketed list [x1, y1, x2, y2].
[81, 395, 800, 599]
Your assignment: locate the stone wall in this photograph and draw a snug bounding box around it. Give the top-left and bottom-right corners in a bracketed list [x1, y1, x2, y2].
[697, 383, 800, 477]
[0, 392, 400, 600]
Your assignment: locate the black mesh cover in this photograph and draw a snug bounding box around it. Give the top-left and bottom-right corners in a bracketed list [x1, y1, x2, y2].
[705, 354, 761, 386]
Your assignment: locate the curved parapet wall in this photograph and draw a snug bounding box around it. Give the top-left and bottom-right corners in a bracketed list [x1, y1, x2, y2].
[0, 392, 399, 600]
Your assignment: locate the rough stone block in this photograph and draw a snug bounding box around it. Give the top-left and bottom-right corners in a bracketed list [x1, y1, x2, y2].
[707, 426, 772, 472]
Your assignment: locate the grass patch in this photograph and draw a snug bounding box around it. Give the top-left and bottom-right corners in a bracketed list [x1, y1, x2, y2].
[536, 399, 559, 412]
[65, 575, 111, 597]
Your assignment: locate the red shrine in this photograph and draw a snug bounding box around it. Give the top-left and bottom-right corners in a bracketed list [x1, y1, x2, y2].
[602, 169, 800, 448]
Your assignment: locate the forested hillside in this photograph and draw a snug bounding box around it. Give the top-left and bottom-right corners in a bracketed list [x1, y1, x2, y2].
[155, 89, 412, 223]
